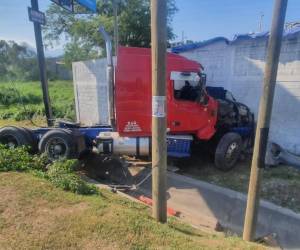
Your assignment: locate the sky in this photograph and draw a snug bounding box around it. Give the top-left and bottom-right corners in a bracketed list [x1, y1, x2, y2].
[0, 0, 300, 55]
[0, 1, 49, 45]
[172, 0, 300, 42]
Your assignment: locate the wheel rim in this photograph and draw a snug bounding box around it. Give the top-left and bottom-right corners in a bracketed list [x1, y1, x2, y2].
[45, 137, 68, 160]
[0, 135, 19, 149]
[225, 142, 239, 166]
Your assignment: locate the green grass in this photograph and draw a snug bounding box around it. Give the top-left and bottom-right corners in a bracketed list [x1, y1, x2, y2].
[0, 172, 264, 250]
[0, 81, 75, 121]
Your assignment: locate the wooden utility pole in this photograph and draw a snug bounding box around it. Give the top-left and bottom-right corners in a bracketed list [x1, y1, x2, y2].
[243, 0, 288, 241]
[31, 0, 53, 126]
[151, 0, 167, 222]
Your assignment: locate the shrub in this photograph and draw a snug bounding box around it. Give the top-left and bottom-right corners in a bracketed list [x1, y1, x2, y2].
[0, 146, 98, 195]
[0, 145, 47, 172]
[47, 160, 99, 195]
[0, 88, 19, 106]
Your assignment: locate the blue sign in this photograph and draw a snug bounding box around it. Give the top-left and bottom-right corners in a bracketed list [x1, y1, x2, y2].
[28, 7, 46, 25]
[75, 0, 97, 13]
[51, 0, 74, 12]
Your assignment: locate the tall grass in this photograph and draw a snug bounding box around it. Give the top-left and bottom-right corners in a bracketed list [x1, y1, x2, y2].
[0, 81, 75, 121]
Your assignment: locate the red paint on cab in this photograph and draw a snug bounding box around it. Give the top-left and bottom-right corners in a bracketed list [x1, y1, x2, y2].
[115, 46, 218, 140]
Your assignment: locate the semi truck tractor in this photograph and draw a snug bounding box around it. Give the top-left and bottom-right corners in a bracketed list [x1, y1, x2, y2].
[0, 28, 254, 171]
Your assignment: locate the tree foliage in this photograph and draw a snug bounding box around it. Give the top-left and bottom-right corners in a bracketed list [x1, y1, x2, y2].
[0, 40, 39, 81]
[44, 0, 177, 66]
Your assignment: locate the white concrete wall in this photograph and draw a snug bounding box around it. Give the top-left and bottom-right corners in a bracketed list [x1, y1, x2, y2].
[180, 41, 232, 90]
[179, 34, 300, 154]
[72, 58, 110, 126]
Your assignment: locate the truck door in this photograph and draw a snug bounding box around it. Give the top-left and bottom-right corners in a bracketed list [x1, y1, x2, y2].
[168, 71, 217, 140]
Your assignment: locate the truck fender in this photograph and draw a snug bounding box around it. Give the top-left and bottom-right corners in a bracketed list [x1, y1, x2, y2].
[196, 126, 216, 140]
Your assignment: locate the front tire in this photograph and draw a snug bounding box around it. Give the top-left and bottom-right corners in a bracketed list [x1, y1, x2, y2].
[214, 132, 242, 171]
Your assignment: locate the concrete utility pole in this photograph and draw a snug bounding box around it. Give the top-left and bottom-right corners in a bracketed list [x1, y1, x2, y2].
[31, 0, 53, 126]
[243, 0, 288, 241]
[151, 0, 167, 222]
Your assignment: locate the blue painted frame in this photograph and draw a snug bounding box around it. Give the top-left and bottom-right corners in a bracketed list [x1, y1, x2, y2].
[31, 121, 193, 158]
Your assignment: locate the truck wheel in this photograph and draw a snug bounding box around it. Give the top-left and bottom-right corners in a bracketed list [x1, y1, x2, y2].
[0, 126, 36, 151]
[19, 127, 38, 153]
[39, 129, 76, 161]
[214, 132, 242, 171]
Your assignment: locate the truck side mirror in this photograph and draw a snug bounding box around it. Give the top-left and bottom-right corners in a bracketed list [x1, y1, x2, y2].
[200, 73, 206, 86]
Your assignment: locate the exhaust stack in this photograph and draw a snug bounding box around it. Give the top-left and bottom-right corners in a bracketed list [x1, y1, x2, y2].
[99, 26, 115, 128]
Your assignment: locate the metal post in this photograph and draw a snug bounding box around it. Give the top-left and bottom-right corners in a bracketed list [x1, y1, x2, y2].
[243, 0, 288, 241]
[31, 0, 53, 126]
[99, 27, 115, 128]
[151, 0, 167, 222]
[113, 0, 119, 57]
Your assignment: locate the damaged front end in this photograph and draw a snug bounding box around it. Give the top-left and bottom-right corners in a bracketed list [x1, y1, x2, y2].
[206, 86, 255, 150]
[206, 87, 254, 131]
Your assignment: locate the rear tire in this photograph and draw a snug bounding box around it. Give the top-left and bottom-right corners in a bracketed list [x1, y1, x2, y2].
[214, 132, 242, 171]
[39, 129, 77, 161]
[19, 127, 38, 153]
[0, 126, 36, 152]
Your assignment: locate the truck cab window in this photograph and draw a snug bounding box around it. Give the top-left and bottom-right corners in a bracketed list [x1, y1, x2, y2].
[174, 80, 199, 101]
[171, 71, 208, 104]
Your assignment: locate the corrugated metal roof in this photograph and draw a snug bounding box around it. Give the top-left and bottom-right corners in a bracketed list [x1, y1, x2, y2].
[171, 37, 229, 53]
[171, 26, 300, 53]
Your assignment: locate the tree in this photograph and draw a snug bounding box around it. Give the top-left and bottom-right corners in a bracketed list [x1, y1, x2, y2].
[0, 40, 39, 81]
[43, 0, 177, 66]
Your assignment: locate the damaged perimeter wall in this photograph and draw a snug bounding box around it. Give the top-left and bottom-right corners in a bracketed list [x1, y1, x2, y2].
[175, 30, 300, 154]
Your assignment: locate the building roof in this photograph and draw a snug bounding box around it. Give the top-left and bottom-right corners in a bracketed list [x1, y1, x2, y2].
[171, 37, 229, 54]
[171, 26, 300, 53]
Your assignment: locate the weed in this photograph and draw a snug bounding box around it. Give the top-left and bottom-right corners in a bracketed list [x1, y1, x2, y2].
[0, 145, 98, 195]
[47, 160, 99, 195]
[0, 144, 46, 172]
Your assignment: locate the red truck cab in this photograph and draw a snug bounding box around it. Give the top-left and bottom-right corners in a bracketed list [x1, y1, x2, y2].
[115, 46, 218, 140]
